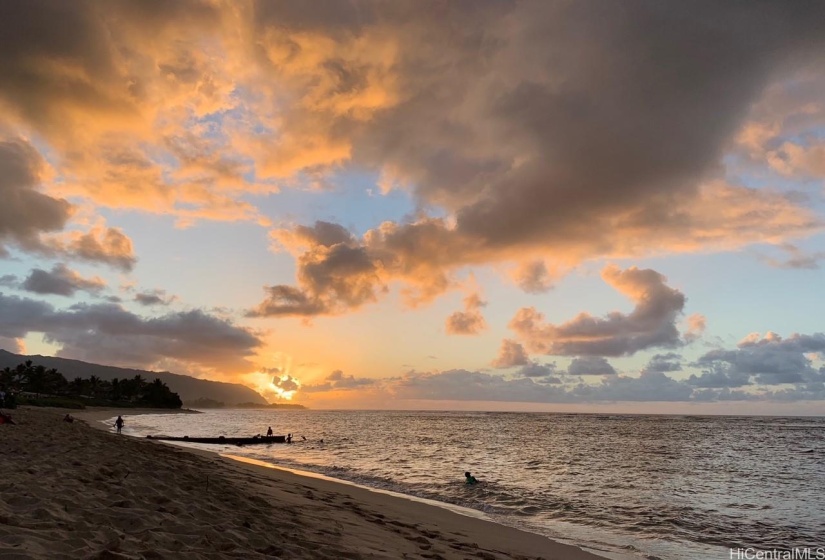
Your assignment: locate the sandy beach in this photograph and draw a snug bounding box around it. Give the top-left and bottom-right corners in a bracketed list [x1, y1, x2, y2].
[0, 407, 606, 560]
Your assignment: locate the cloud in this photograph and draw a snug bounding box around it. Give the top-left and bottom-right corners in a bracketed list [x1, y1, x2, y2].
[0, 336, 24, 353]
[445, 292, 487, 335]
[2, 2, 825, 318]
[567, 356, 617, 376]
[510, 261, 557, 294]
[758, 243, 825, 270]
[491, 339, 530, 368]
[247, 285, 328, 318]
[301, 369, 376, 393]
[272, 375, 300, 393]
[509, 265, 686, 357]
[0, 137, 72, 254]
[0, 136, 139, 269]
[684, 314, 707, 343]
[392, 369, 558, 403]
[515, 362, 560, 383]
[644, 353, 683, 374]
[238, 3, 825, 316]
[293, 329, 825, 403]
[390, 368, 694, 403]
[0, 293, 262, 373]
[249, 222, 385, 317]
[134, 289, 176, 307]
[59, 227, 137, 272]
[0, 1, 265, 225]
[693, 332, 825, 386]
[686, 364, 752, 389]
[21, 263, 106, 296]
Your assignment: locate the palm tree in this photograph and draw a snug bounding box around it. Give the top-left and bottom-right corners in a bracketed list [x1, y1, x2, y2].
[88, 375, 101, 398]
[110, 378, 122, 401]
[24, 365, 48, 395]
[43, 368, 67, 395]
[69, 377, 85, 396]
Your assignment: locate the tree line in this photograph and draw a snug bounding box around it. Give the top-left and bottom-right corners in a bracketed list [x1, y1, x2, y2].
[185, 397, 306, 409]
[0, 361, 182, 409]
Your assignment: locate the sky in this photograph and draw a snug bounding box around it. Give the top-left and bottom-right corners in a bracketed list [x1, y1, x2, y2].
[1, 1, 825, 414]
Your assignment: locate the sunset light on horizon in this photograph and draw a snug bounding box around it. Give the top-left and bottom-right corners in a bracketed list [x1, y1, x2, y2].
[2, 0, 825, 414]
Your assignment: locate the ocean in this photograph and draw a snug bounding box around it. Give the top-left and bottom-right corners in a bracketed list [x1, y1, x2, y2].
[111, 410, 825, 560]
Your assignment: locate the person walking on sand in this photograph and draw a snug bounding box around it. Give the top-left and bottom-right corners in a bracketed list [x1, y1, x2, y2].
[115, 415, 124, 434]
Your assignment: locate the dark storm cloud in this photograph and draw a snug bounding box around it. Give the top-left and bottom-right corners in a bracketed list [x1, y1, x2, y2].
[0, 293, 262, 372]
[21, 264, 105, 297]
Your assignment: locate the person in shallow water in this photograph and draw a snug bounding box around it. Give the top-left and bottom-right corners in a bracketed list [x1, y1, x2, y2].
[465, 472, 478, 485]
[115, 415, 124, 434]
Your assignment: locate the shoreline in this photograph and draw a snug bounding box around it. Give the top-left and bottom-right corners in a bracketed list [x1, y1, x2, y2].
[0, 408, 604, 560]
[78, 409, 613, 557]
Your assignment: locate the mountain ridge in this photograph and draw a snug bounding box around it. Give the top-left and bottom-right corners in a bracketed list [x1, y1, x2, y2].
[0, 349, 268, 405]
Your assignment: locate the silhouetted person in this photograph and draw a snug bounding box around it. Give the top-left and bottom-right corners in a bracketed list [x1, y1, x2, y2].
[465, 472, 478, 485]
[266, 426, 273, 437]
[286, 433, 292, 443]
[63, 414, 74, 423]
[115, 415, 124, 434]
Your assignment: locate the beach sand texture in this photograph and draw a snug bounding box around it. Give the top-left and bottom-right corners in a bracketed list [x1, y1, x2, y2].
[0, 408, 604, 559]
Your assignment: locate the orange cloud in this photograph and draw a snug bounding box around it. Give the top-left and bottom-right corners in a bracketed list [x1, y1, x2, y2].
[492, 339, 530, 368]
[445, 292, 487, 336]
[1, 2, 823, 316]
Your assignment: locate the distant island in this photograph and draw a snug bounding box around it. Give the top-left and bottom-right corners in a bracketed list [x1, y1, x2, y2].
[185, 397, 306, 410]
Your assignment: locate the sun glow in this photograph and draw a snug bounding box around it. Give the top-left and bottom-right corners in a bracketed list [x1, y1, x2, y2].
[269, 375, 300, 400]
[244, 352, 304, 402]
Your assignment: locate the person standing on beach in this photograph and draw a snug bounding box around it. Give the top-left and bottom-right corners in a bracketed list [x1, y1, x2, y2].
[115, 415, 124, 434]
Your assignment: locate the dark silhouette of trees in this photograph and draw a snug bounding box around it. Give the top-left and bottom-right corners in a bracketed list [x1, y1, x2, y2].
[4, 362, 181, 409]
